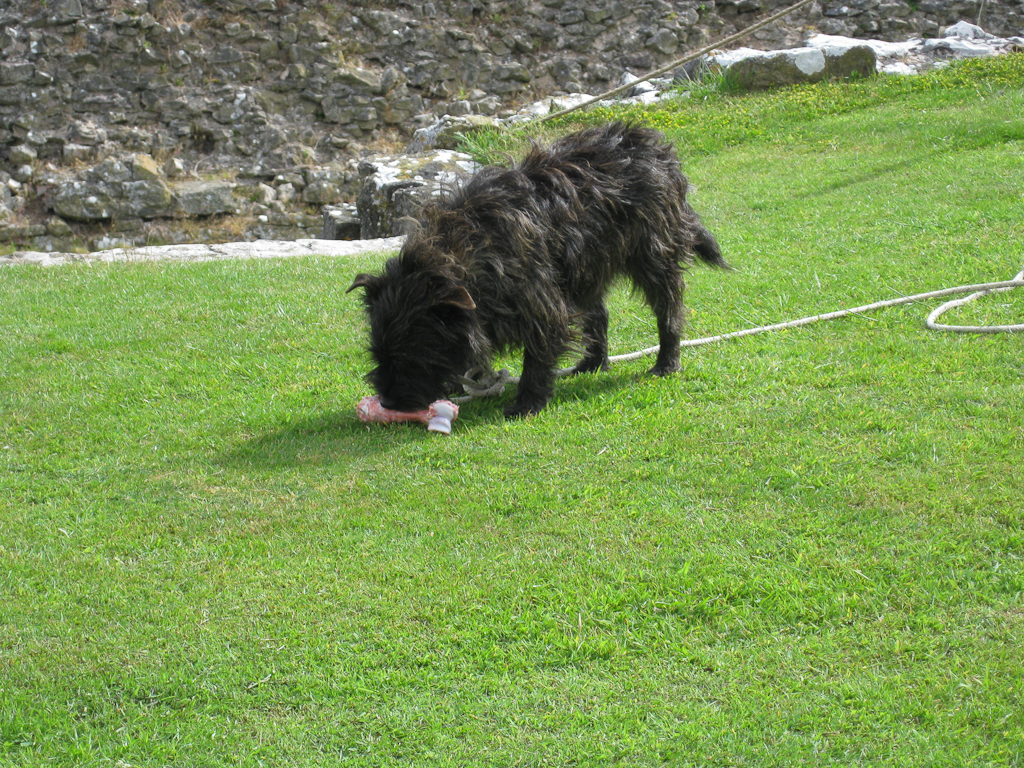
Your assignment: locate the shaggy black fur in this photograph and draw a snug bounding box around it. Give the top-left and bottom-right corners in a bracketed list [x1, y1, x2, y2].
[348, 121, 728, 419]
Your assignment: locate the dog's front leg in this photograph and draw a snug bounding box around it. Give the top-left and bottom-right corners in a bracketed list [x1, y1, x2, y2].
[506, 348, 557, 419]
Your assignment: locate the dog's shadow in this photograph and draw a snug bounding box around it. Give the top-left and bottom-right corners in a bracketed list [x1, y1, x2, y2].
[221, 371, 641, 469]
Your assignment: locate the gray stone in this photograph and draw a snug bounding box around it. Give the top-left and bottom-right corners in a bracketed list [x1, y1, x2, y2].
[941, 21, 995, 40]
[334, 65, 383, 93]
[9, 145, 37, 164]
[52, 181, 118, 221]
[446, 100, 473, 117]
[406, 114, 499, 154]
[131, 154, 162, 180]
[63, 144, 95, 163]
[495, 63, 532, 82]
[122, 179, 174, 218]
[254, 183, 276, 205]
[50, 0, 85, 24]
[0, 87, 24, 107]
[164, 157, 185, 177]
[2, 237, 406, 268]
[648, 29, 679, 55]
[0, 63, 34, 86]
[91, 158, 132, 184]
[710, 42, 876, 91]
[46, 216, 74, 237]
[821, 43, 878, 80]
[68, 121, 107, 146]
[174, 180, 237, 216]
[720, 47, 828, 89]
[356, 150, 478, 238]
[302, 179, 342, 204]
[320, 204, 361, 240]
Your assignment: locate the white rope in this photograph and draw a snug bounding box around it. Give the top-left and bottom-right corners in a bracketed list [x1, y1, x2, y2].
[457, 366, 515, 401]
[926, 267, 1024, 333]
[453, 271, 1024, 403]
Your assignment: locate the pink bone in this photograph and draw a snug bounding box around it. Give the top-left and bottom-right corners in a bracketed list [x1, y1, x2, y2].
[356, 395, 459, 435]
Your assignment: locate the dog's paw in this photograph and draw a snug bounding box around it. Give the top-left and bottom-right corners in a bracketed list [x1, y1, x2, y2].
[647, 361, 680, 377]
[571, 357, 611, 375]
[504, 402, 544, 419]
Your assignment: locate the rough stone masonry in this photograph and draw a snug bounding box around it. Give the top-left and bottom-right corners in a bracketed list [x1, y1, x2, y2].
[1, 0, 1022, 254]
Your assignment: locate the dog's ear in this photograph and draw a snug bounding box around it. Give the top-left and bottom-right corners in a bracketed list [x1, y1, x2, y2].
[437, 285, 476, 311]
[346, 273, 380, 294]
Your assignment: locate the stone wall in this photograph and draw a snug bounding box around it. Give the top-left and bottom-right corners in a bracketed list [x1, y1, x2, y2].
[1, 0, 1022, 252]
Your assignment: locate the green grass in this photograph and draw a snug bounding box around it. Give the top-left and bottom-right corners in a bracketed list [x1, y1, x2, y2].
[2, 57, 1023, 766]
[461, 52, 1024, 164]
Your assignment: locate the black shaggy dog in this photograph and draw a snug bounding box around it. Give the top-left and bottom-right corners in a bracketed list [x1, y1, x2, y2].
[348, 121, 728, 419]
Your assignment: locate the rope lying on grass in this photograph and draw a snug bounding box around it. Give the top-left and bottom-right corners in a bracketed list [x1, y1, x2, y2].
[454, 267, 1024, 404]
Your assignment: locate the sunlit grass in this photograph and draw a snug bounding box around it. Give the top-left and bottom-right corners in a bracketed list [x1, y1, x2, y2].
[2, 54, 1023, 767]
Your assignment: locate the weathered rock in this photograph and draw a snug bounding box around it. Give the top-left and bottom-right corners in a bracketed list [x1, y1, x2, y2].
[820, 42, 878, 80]
[2, 237, 407, 268]
[91, 158, 132, 184]
[49, 173, 234, 221]
[301, 167, 352, 205]
[174, 180, 237, 217]
[406, 115, 500, 154]
[7, 145, 36, 165]
[320, 204, 362, 240]
[648, 29, 679, 55]
[334, 65, 384, 93]
[131, 154, 162, 181]
[3, 0, 1022, 254]
[47, 0, 85, 25]
[62, 144, 95, 163]
[52, 181, 119, 221]
[356, 150, 478, 239]
[45, 215, 73, 237]
[806, 28, 1024, 75]
[276, 183, 297, 204]
[254, 183, 276, 205]
[122, 179, 174, 219]
[710, 43, 877, 90]
[164, 157, 185, 178]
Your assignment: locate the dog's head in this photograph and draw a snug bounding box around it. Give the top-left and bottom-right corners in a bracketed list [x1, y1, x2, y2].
[347, 240, 479, 411]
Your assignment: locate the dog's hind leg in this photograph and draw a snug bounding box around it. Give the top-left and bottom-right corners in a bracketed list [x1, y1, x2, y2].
[573, 301, 612, 375]
[631, 259, 684, 377]
[649, 310, 682, 376]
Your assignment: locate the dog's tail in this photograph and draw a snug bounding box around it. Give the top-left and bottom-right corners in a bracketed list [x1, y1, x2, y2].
[693, 224, 731, 270]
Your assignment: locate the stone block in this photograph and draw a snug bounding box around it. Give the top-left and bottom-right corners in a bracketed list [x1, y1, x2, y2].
[131, 154, 162, 180]
[122, 179, 174, 218]
[8, 145, 37, 164]
[647, 29, 678, 55]
[0, 62, 34, 85]
[319, 204, 361, 240]
[710, 42, 876, 91]
[52, 181, 118, 221]
[334, 65, 383, 93]
[174, 180, 237, 216]
[405, 114, 499, 154]
[356, 150, 478, 238]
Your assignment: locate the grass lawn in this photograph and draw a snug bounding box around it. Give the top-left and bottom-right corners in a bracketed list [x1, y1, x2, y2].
[2, 57, 1023, 766]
